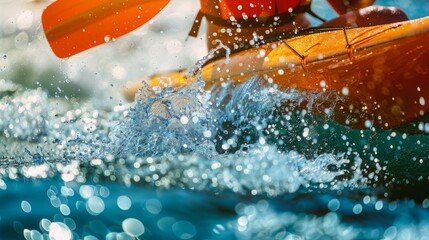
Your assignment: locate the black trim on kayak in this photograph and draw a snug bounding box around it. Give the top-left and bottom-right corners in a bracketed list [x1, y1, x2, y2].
[281, 40, 305, 60]
[199, 26, 355, 68]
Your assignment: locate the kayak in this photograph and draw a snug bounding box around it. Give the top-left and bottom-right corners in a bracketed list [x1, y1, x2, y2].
[123, 17, 429, 129]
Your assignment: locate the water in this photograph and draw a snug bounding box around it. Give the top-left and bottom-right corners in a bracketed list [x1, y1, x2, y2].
[1, 0, 429, 239]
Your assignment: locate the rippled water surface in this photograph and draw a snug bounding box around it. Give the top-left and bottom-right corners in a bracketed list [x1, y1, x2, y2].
[1, 0, 429, 239]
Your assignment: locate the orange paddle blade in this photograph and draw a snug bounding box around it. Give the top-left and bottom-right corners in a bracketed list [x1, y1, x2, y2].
[42, 0, 170, 58]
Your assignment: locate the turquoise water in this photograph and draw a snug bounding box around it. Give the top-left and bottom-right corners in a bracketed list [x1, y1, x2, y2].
[1, 0, 429, 239]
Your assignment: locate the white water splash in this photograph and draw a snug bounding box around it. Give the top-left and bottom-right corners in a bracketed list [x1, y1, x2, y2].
[105, 71, 365, 196]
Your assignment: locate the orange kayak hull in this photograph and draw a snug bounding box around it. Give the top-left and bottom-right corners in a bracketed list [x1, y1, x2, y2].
[125, 17, 429, 129]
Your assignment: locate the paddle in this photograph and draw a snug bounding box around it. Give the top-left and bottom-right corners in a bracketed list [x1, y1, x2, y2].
[42, 0, 170, 58]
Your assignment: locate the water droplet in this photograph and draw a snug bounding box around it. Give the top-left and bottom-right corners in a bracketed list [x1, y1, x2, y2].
[90, 235, 103, 240]
[86, 196, 105, 215]
[352, 204, 362, 214]
[375, 200, 383, 210]
[117, 196, 132, 210]
[146, 199, 162, 215]
[21, 201, 32, 213]
[302, 127, 309, 138]
[17, 10, 33, 30]
[157, 217, 176, 232]
[60, 204, 71, 216]
[363, 195, 371, 204]
[30, 229, 43, 240]
[419, 97, 425, 106]
[191, 116, 199, 123]
[213, 224, 225, 235]
[49, 222, 72, 240]
[237, 216, 248, 226]
[422, 199, 429, 208]
[203, 130, 212, 138]
[328, 198, 340, 211]
[180, 115, 189, 124]
[172, 221, 196, 239]
[364, 120, 372, 128]
[79, 185, 95, 199]
[384, 226, 397, 239]
[40, 219, 51, 232]
[104, 35, 111, 42]
[122, 218, 145, 237]
[15, 31, 29, 49]
[23, 229, 31, 239]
